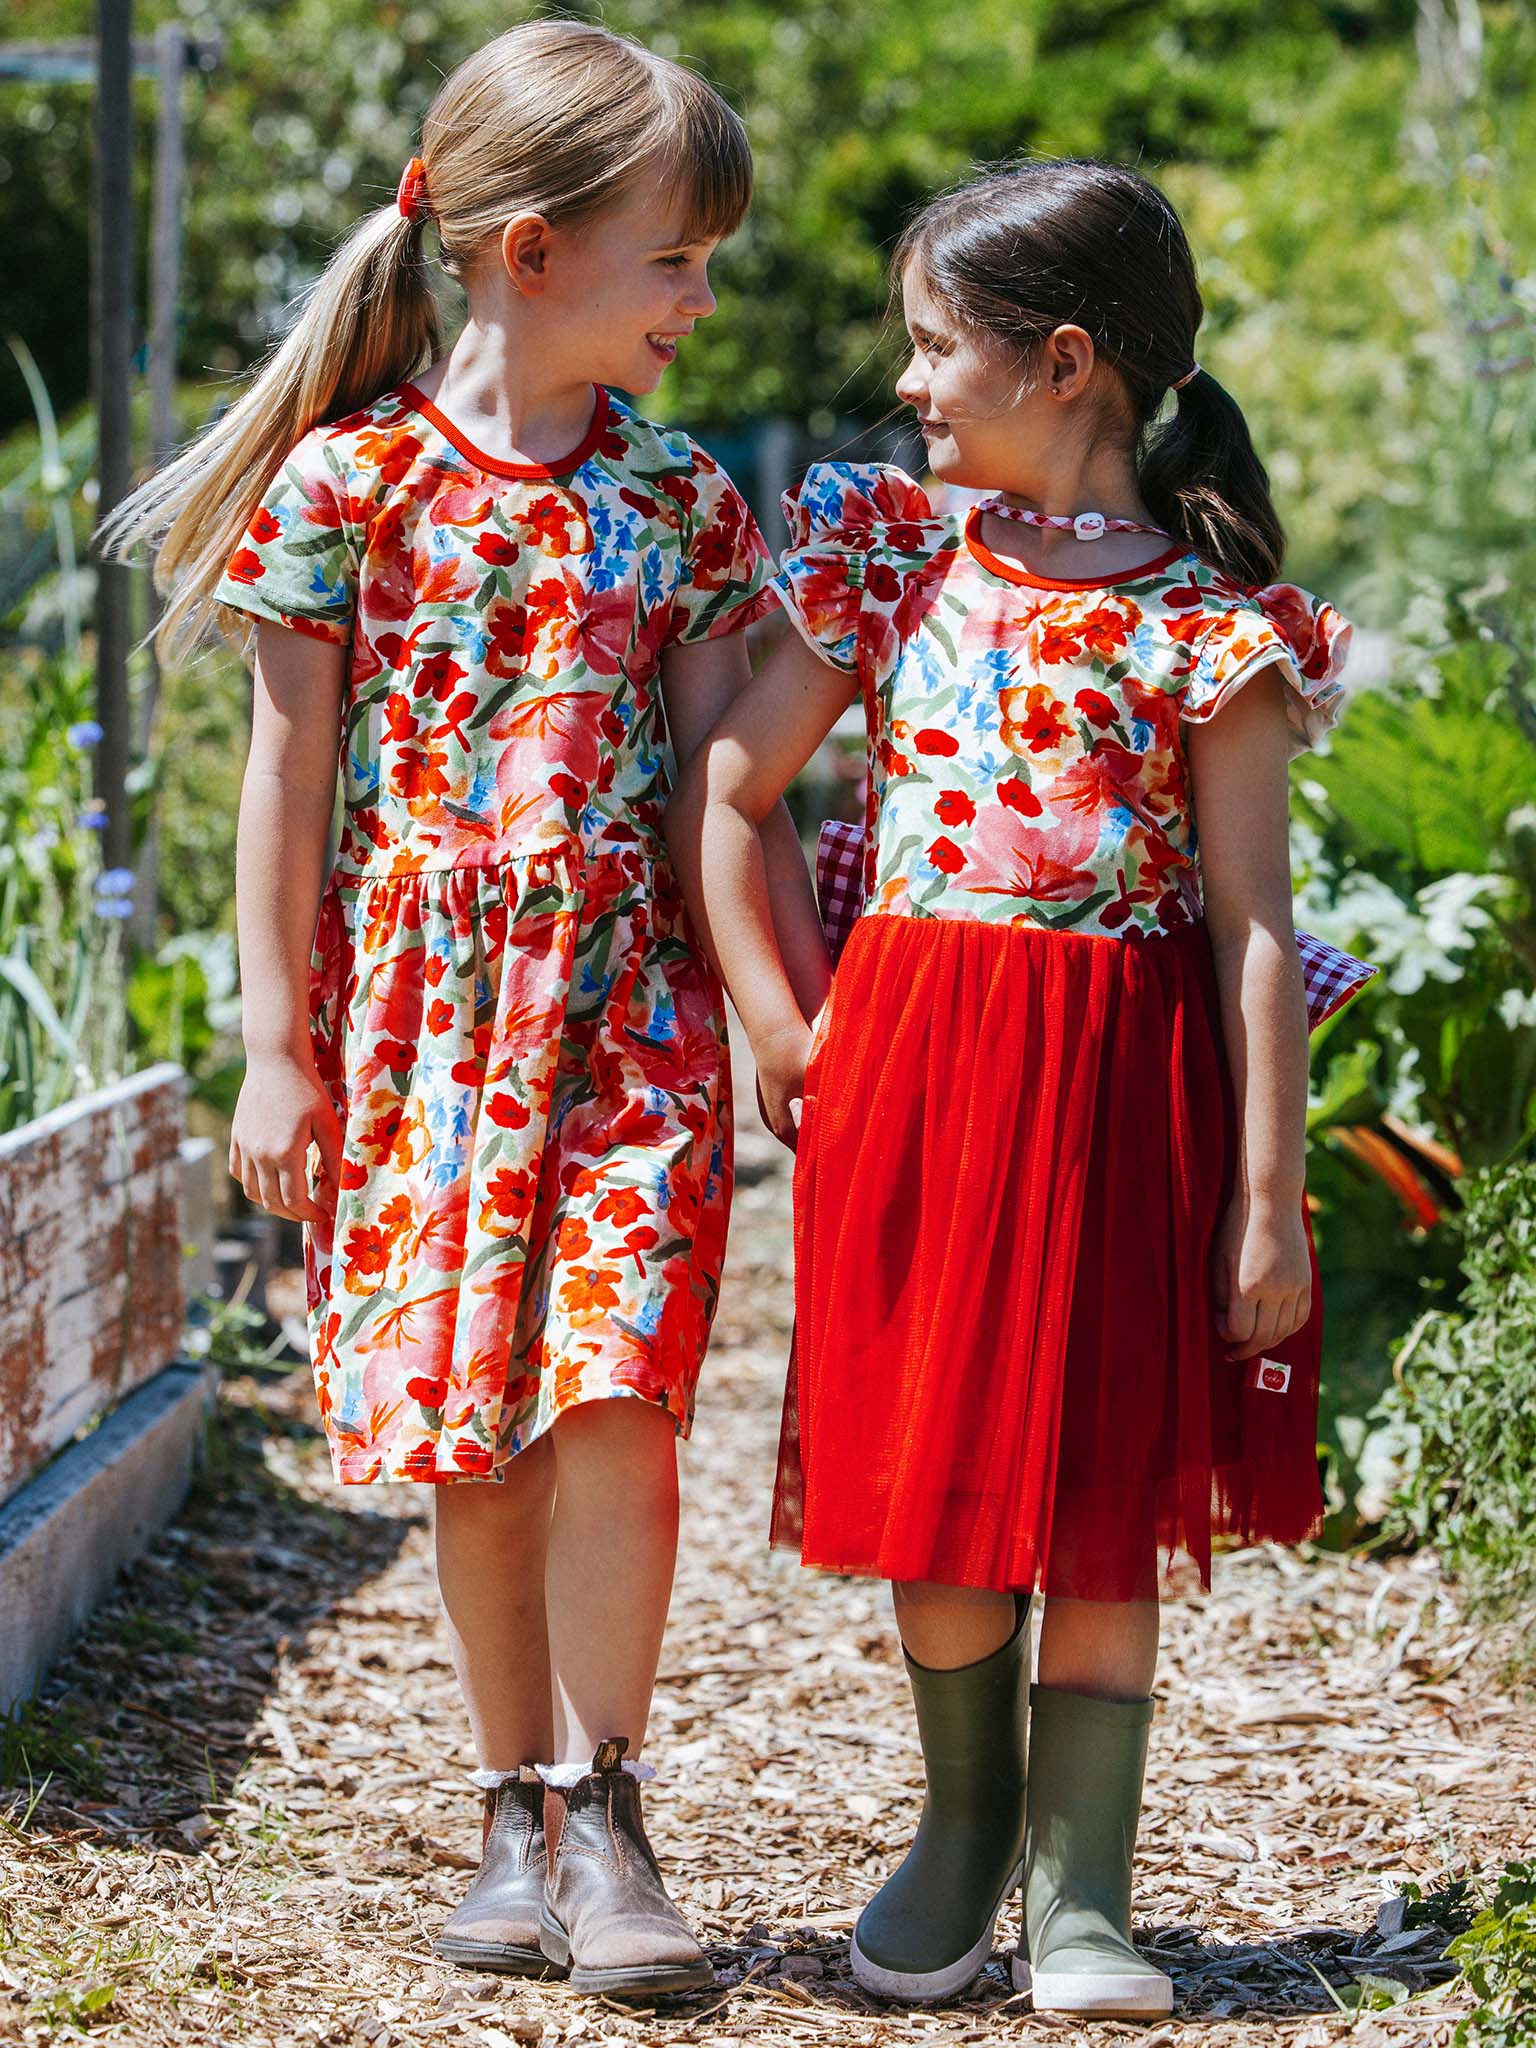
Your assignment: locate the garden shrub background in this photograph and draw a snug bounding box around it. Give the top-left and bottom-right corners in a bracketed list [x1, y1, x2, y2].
[0, 0, 1533, 1624]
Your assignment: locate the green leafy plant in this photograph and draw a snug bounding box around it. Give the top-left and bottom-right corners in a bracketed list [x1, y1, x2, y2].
[126, 931, 245, 1114]
[0, 655, 131, 1132]
[1450, 1863, 1536, 2047]
[1375, 1150, 1536, 1646]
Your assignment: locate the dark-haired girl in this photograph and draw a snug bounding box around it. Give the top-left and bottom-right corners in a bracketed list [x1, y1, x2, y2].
[667, 158, 1351, 2017]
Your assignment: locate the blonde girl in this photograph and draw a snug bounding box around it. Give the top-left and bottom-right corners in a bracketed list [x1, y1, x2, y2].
[106, 20, 824, 1999]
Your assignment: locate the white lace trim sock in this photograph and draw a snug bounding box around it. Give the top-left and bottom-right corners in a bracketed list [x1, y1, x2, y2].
[536, 1758, 656, 1788]
[469, 1765, 545, 1789]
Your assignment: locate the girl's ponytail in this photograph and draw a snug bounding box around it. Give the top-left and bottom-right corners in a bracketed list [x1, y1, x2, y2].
[1138, 368, 1285, 589]
[102, 204, 438, 665]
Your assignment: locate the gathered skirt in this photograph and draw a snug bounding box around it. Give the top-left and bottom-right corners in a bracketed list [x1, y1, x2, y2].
[773, 911, 1324, 1601]
[305, 845, 731, 1485]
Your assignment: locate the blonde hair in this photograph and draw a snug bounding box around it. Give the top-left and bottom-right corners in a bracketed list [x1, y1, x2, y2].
[102, 20, 752, 664]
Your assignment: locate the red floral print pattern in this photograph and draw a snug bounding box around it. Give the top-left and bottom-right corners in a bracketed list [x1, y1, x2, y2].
[774, 463, 1351, 939]
[214, 386, 774, 1483]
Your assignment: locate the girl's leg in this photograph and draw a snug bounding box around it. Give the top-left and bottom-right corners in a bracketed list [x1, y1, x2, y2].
[1036, 1596, 1159, 1699]
[891, 1579, 1015, 1668]
[545, 1399, 679, 1759]
[536, 1398, 712, 1996]
[1022, 1596, 1169, 2019]
[851, 1579, 1030, 2001]
[433, 1439, 558, 1979]
[435, 1434, 557, 1767]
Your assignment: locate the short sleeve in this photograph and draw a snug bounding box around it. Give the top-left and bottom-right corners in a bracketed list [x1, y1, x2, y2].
[1180, 582, 1353, 756]
[772, 461, 935, 675]
[213, 428, 360, 645]
[665, 450, 776, 645]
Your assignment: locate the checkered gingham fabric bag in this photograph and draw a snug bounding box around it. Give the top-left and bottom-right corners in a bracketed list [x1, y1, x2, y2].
[814, 819, 1377, 1031]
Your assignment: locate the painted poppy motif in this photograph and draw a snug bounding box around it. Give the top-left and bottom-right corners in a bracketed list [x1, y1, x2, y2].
[775, 463, 1351, 937]
[215, 384, 774, 1483]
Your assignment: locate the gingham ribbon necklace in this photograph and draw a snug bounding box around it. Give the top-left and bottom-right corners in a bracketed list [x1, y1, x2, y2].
[976, 502, 1170, 544]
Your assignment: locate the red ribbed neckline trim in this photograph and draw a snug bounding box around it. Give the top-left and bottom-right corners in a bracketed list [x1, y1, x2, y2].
[396, 383, 610, 480]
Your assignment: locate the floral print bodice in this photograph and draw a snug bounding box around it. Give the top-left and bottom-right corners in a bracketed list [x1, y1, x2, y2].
[775, 463, 1352, 939]
[215, 383, 774, 881]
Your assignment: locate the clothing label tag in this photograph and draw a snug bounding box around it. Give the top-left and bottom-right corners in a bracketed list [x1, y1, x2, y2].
[1252, 1358, 1292, 1394]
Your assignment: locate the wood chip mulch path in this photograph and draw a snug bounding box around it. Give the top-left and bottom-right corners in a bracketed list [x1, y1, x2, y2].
[3, 1081, 1533, 2046]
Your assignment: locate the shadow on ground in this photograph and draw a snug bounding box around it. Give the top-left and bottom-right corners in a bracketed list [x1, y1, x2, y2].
[0, 1359, 418, 1851]
[678, 1913, 1454, 2026]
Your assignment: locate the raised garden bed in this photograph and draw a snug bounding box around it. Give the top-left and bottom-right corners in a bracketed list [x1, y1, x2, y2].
[0, 1064, 212, 1708]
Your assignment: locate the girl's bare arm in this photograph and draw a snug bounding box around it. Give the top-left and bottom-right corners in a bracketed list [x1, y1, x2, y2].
[664, 630, 855, 1144]
[660, 630, 834, 1027]
[1187, 666, 1312, 1361]
[228, 620, 347, 1224]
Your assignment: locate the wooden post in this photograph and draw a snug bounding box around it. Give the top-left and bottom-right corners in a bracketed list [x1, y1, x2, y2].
[148, 22, 183, 476]
[132, 18, 186, 945]
[91, 0, 136, 877]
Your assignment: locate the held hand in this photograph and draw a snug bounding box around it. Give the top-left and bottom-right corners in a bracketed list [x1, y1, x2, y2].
[753, 1017, 814, 1152]
[229, 1051, 344, 1226]
[1211, 1195, 1312, 1363]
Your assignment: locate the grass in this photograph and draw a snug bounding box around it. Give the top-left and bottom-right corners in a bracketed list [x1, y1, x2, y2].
[0, 1699, 103, 1803]
[105, 1613, 199, 1658]
[1, 1912, 228, 2039]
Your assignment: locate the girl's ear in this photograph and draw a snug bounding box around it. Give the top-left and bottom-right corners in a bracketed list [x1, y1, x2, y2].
[1043, 323, 1096, 400]
[500, 211, 555, 295]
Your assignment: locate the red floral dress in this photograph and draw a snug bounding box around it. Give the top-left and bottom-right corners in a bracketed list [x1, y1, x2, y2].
[215, 384, 773, 1484]
[771, 462, 1353, 1600]
[778, 465, 1350, 935]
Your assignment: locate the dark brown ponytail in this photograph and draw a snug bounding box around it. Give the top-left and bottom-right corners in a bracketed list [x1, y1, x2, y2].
[1139, 366, 1284, 586]
[894, 159, 1286, 587]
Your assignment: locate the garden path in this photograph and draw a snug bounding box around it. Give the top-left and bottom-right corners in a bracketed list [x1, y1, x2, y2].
[3, 1062, 1533, 2047]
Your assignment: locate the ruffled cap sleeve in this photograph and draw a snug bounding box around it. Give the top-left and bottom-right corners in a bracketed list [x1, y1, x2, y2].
[781, 460, 935, 549]
[1182, 582, 1353, 755]
[773, 461, 935, 674]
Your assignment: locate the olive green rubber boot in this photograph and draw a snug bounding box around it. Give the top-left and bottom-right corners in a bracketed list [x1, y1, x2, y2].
[850, 1603, 1029, 2003]
[1012, 1685, 1172, 2018]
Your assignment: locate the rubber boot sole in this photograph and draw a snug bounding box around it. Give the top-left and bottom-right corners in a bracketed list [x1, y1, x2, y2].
[849, 1858, 1023, 2003]
[538, 1908, 714, 1997]
[434, 1934, 562, 1977]
[1012, 1953, 1174, 2017]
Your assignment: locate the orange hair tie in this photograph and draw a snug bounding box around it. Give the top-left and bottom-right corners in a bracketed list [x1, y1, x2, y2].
[397, 157, 429, 223]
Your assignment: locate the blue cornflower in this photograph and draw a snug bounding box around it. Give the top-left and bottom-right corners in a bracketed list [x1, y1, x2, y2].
[67, 720, 104, 750]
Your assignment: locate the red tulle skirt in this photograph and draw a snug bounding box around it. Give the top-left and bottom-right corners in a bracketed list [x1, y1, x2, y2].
[772, 912, 1324, 1602]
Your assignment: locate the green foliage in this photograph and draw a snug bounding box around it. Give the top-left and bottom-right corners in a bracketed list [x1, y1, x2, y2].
[192, 1296, 290, 1376]
[28, 1979, 116, 2032]
[0, 649, 243, 1127]
[1294, 617, 1536, 1171]
[1450, 1863, 1536, 2048]
[1273, 3, 1536, 1530]
[1, 0, 1511, 582]
[107, 1609, 200, 1656]
[0, 1695, 103, 1798]
[126, 932, 244, 1113]
[1376, 1151, 1536, 1634]
[1402, 1874, 1478, 1935]
[0, 655, 130, 1130]
[149, 651, 251, 947]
